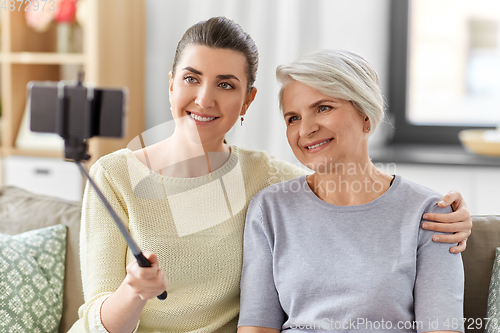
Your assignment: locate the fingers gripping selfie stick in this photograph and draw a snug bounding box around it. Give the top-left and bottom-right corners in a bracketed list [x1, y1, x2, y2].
[30, 72, 167, 300]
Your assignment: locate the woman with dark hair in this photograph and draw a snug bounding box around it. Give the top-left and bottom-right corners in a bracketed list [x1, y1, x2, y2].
[70, 18, 471, 333]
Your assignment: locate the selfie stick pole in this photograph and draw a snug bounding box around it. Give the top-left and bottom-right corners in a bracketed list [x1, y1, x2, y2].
[75, 162, 168, 300]
[58, 73, 166, 300]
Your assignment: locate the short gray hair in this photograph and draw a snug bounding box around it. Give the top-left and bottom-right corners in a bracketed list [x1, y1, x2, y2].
[276, 49, 384, 133]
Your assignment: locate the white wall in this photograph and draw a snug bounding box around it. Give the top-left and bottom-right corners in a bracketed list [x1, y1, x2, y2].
[145, 0, 391, 164]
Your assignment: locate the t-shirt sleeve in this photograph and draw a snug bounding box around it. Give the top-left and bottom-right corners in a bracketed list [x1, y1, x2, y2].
[414, 200, 464, 333]
[238, 197, 286, 329]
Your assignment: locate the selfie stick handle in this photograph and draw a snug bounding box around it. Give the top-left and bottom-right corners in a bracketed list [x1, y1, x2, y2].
[76, 162, 168, 300]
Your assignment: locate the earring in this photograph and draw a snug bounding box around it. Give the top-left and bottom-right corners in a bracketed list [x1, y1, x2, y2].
[367, 127, 371, 131]
[240, 116, 245, 126]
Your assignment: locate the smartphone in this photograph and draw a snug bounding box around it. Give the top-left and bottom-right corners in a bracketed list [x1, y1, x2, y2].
[28, 81, 126, 139]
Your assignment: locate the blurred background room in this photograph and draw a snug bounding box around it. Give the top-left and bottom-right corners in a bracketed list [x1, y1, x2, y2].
[0, 0, 499, 214]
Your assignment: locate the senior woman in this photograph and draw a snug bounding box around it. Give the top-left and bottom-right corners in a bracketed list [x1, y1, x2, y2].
[238, 50, 464, 333]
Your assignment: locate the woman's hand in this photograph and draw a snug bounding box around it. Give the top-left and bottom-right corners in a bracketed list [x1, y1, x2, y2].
[125, 251, 168, 300]
[100, 252, 168, 332]
[421, 190, 472, 253]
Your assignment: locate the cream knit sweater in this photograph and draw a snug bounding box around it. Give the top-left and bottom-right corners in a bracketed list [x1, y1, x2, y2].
[69, 146, 307, 333]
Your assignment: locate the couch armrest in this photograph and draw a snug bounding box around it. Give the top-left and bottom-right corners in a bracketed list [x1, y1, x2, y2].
[462, 215, 500, 331]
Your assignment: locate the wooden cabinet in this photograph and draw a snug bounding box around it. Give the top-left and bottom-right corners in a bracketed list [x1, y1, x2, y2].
[0, 0, 145, 175]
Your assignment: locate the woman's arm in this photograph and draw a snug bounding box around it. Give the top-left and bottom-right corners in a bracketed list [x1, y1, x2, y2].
[78, 162, 166, 332]
[238, 326, 280, 333]
[100, 280, 146, 333]
[238, 197, 286, 330]
[421, 190, 472, 253]
[414, 199, 464, 333]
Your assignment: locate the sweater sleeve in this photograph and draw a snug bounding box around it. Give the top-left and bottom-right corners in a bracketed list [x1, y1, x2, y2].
[268, 157, 310, 185]
[238, 196, 286, 330]
[414, 200, 464, 333]
[74, 162, 138, 333]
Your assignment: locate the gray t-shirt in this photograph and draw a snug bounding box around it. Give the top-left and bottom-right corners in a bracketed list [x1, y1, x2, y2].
[238, 175, 464, 332]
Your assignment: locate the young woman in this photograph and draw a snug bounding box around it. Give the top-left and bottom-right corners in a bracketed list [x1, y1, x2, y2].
[70, 18, 470, 333]
[238, 50, 464, 333]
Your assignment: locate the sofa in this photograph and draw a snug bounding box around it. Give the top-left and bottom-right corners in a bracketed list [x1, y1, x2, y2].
[0, 185, 499, 332]
[0, 186, 83, 333]
[461, 215, 500, 332]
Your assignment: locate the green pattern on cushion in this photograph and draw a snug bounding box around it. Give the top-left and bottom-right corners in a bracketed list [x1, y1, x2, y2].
[0, 224, 67, 333]
[487, 247, 500, 333]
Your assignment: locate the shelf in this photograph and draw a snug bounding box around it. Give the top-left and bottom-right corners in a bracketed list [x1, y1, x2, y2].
[0, 0, 146, 173]
[0, 52, 86, 65]
[6, 147, 63, 159]
[370, 143, 500, 167]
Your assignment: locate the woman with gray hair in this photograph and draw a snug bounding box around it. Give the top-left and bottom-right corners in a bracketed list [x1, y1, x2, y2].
[238, 50, 464, 333]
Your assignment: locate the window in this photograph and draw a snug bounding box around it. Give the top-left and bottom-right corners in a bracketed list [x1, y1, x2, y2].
[389, 0, 500, 145]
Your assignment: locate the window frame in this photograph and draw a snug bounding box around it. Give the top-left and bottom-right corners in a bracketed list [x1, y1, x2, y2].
[388, 0, 495, 145]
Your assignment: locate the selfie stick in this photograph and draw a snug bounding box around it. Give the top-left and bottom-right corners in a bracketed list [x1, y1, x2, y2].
[55, 73, 167, 300]
[76, 163, 168, 300]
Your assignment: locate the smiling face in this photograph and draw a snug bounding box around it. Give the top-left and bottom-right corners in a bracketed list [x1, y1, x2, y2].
[169, 45, 256, 151]
[283, 81, 370, 173]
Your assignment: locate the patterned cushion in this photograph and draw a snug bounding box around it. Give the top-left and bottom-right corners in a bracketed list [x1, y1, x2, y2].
[487, 247, 500, 333]
[0, 224, 67, 333]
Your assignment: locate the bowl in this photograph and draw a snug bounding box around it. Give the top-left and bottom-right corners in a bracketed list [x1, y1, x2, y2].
[459, 129, 500, 157]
